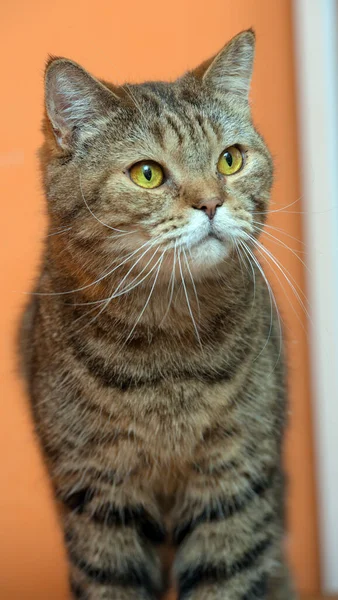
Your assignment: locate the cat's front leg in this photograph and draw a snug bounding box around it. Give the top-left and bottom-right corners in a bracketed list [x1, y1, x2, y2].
[54, 463, 166, 600]
[171, 449, 294, 599]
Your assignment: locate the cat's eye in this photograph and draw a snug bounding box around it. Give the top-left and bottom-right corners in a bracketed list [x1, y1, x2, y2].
[217, 146, 243, 176]
[129, 161, 164, 189]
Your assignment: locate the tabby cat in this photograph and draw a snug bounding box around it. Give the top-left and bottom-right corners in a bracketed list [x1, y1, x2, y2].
[19, 30, 296, 599]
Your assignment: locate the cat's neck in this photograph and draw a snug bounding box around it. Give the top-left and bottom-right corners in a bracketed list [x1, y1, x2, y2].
[46, 267, 254, 347]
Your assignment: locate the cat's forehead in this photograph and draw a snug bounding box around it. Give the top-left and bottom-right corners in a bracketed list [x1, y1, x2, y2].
[119, 80, 253, 168]
[132, 79, 245, 135]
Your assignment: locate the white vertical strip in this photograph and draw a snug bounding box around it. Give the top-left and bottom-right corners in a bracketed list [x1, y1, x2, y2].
[292, 0, 338, 592]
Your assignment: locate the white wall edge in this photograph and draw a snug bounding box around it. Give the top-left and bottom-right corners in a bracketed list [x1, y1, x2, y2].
[292, 0, 338, 592]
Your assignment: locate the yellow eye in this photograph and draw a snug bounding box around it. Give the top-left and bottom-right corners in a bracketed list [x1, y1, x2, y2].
[217, 146, 243, 176]
[129, 161, 164, 189]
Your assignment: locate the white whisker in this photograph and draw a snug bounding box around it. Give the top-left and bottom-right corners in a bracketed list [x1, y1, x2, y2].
[252, 196, 303, 216]
[233, 236, 247, 283]
[74, 246, 164, 334]
[125, 249, 166, 343]
[122, 85, 149, 128]
[238, 240, 256, 308]
[160, 241, 177, 326]
[242, 241, 282, 368]
[253, 220, 305, 248]
[70, 237, 162, 307]
[31, 237, 156, 297]
[107, 230, 137, 240]
[183, 246, 200, 319]
[79, 171, 128, 233]
[47, 226, 72, 237]
[255, 226, 309, 268]
[248, 234, 310, 318]
[178, 246, 201, 347]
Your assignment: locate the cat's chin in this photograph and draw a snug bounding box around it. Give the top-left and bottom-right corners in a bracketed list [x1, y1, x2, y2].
[188, 235, 231, 271]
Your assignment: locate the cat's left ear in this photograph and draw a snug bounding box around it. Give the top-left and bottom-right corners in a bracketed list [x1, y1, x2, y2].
[193, 29, 255, 98]
[44, 57, 120, 151]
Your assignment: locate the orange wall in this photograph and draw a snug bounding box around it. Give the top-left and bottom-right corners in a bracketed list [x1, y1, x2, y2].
[0, 1, 319, 598]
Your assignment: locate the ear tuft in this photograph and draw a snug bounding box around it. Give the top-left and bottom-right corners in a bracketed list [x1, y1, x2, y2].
[245, 27, 256, 39]
[45, 54, 59, 73]
[195, 30, 256, 98]
[45, 58, 118, 151]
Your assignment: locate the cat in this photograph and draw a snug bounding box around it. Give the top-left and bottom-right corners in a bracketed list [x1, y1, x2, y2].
[19, 29, 296, 600]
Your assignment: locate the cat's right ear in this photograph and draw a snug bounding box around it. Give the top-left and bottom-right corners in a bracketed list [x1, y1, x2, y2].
[192, 30, 255, 99]
[44, 57, 119, 152]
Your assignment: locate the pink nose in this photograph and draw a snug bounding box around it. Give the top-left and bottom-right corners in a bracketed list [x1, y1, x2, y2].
[195, 198, 224, 220]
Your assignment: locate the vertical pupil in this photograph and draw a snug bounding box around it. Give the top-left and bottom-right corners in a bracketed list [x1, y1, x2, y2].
[225, 152, 233, 167]
[143, 165, 152, 181]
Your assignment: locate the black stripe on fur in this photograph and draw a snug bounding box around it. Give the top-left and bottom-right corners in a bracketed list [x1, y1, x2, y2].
[242, 574, 268, 599]
[178, 538, 271, 599]
[70, 579, 88, 599]
[91, 503, 166, 544]
[69, 552, 157, 593]
[173, 470, 275, 545]
[62, 488, 95, 514]
[70, 336, 246, 391]
[62, 492, 166, 544]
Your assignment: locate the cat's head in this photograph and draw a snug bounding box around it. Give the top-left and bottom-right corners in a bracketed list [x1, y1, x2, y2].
[41, 30, 273, 282]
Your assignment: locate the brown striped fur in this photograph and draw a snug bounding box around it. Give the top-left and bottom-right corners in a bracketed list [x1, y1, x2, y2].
[19, 31, 296, 599]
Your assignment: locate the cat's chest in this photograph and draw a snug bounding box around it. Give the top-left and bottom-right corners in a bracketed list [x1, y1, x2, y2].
[102, 373, 241, 461]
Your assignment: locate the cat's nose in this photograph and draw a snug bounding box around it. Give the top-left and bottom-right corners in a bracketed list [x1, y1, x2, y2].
[194, 197, 224, 220]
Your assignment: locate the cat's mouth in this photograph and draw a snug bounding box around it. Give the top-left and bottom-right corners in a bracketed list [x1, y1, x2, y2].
[205, 227, 225, 243]
[189, 226, 226, 247]
[207, 231, 221, 240]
